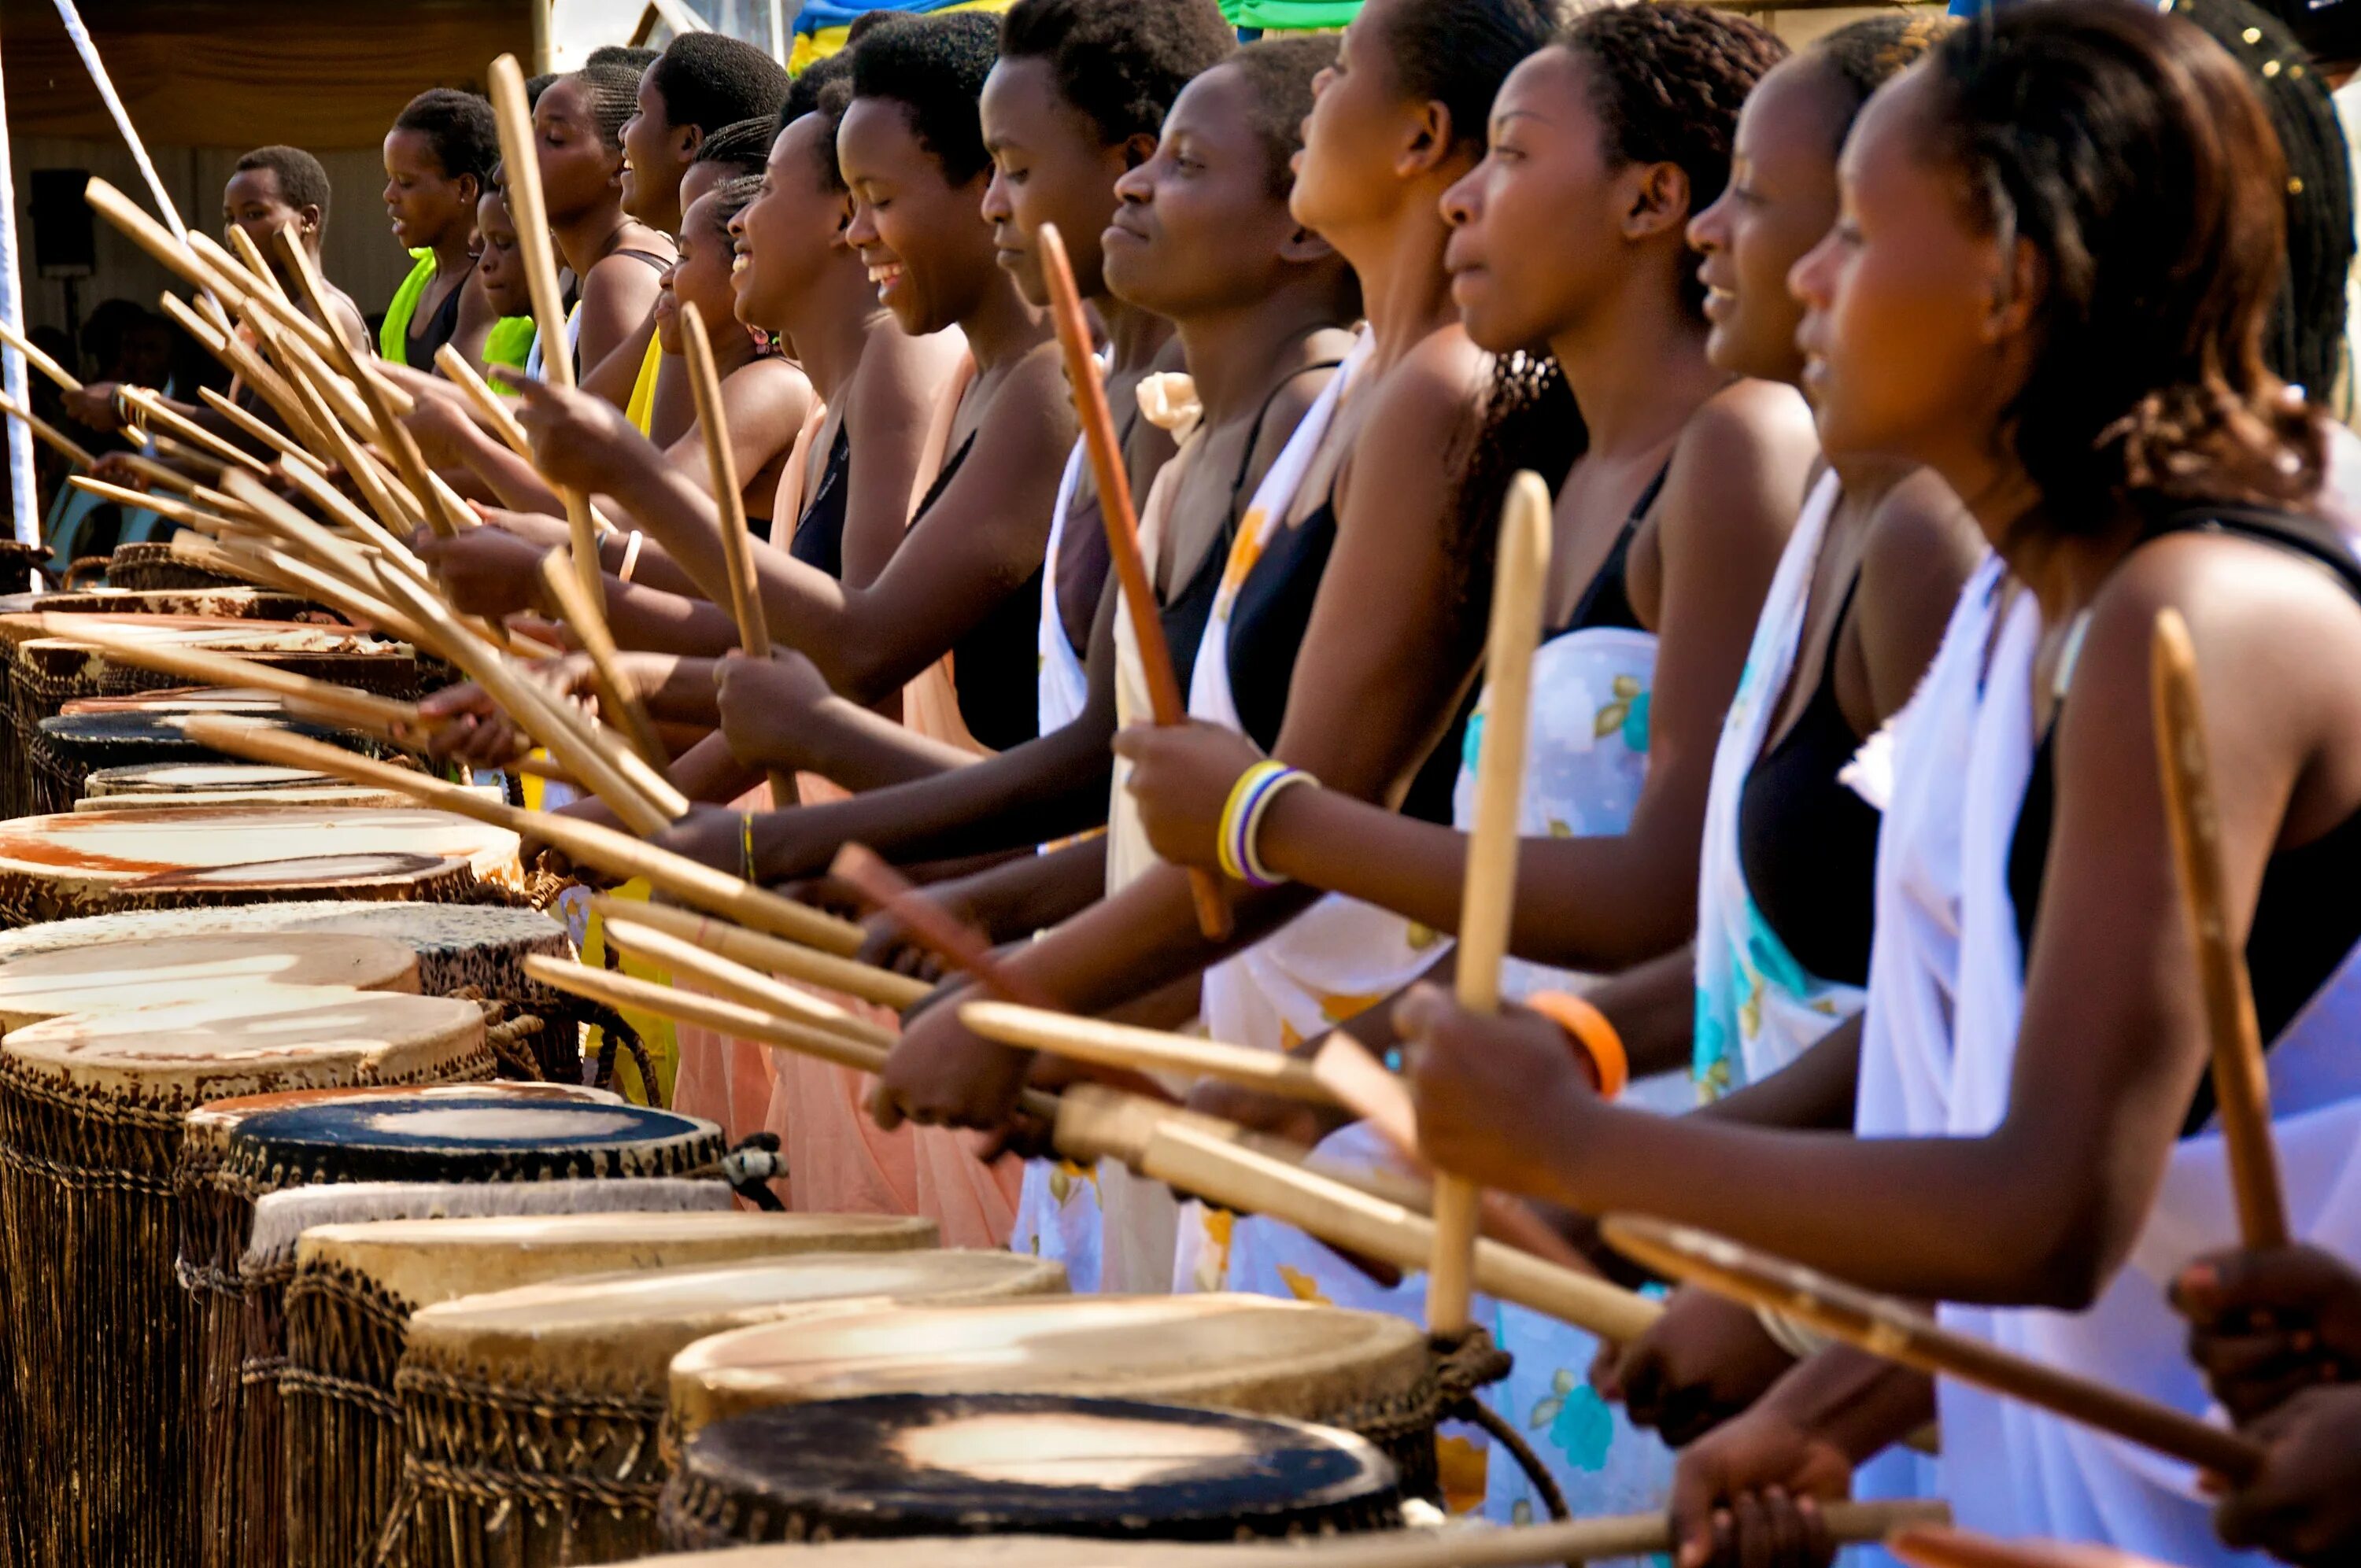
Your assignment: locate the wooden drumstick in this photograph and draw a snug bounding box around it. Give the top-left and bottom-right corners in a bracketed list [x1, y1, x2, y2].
[87, 178, 251, 321]
[1602, 1214, 2267, 1481]
[264, 329, 422, 536]
[0, 397, 99, 470]
[522, 954, 1065, 1121]
[237, 301, 381, 442]
[489, 53, 605, 614]
[65, 478, 248, 538]
[433, 343, 533, 457]
[1036, 223, 1231, 941]
[165, 295, 329, 452]
[2152, 607, 2287, 1247]
[829, 843, 1062, 1009]
[1428, 470, 1553, 1334]
[0, 319, 84, 394]
[680, 306, 797, 808]
[178, 715, 866, 954]
[197, 388, 323, 474]
[1890, 1526, 2174, 1568]
[600, 916, 896, 1046]
[271, 228, 466, 538]
[1144, 1120, 1662, 1342]
[960, 1001, 1332, 1103]
[116, 386, 270, 477]
[588, 894, 932, 1010]
[534, 547, 668, 767]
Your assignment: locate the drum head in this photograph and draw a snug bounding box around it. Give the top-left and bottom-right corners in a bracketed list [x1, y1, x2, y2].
[668, 1394, 1400, 1544]
[125, 852, 458, 891]
[669, 1295, 1430, 1438]
[86, 762, 355, 796]
[406, 1249, 1066, 1383]
[297, 1211, 939, 1316]
[0, 931, 419, 1028]
[0, 808, 518, 883]
[227, 1096, 723, 1186]
[0, 987, 488, 1096]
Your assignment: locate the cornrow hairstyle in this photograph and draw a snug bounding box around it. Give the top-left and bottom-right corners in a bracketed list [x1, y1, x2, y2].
[708, 172, 767, 229]
[1918, 0, 2318, 522]
[997, 0, 1237, 149]
[234, 145, 334, 225]
[1813, 13, 1957, 140]
[1557, 3, 1786, 320]
[571, 61, 646, 151]
[393, 89, 501, 186]
[694, 116, 778, 179]
[1231, 35, 1339, 197]
[587, 44, 660, 73]
[848, 12, 1002, 186]
[649, 32, 793, 136]
[2167, 0, 2353, 402]
[1376, 0, 1561, 154]
[778, 50, 856, 140]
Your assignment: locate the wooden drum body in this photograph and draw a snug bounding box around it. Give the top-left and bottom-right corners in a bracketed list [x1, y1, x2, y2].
[280, 1205, 931, 1568]
[0, 990, 490, 1568]
[669, 1295, 1451, 1503]
[660, 1394, 1403, 1549]
[388, 1249, 1068, 1566]
[178, 1082, 663, 1568]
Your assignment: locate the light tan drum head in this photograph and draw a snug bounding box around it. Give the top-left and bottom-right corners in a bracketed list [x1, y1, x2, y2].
[607, 1537, 1422, 1566]
[0, 932, 420, 1030]
[84, 762, 358, 797]
[0, 987, 488, 1099]
[0, 807, 517, 893]
[670, 1294, 1431, 1438]
[75, 788, 415, 814]
[408, 1250, 1067, 1387]
[297, 1210, 940, 1312]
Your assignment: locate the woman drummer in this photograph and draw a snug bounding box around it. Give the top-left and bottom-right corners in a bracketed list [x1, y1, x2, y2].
[1395, 5, 2361, 1560]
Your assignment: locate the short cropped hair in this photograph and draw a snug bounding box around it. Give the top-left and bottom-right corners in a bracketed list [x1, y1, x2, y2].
[234, 145, 334, 223]
[848, 12, 1001, 186]
[997, 0, 1236, 147]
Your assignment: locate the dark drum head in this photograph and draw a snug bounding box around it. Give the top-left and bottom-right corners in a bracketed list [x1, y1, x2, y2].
[224, 1095, 723, 1186]
[664, 1393, 1402, 1547]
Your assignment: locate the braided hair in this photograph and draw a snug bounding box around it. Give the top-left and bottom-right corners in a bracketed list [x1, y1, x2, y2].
[2167, 0, 2353, 402]
[1814, 13, 1957, 132]
[570, 61, 645, 151]
[1557, 3, 1786, 321]
[693, 116, 778, 181]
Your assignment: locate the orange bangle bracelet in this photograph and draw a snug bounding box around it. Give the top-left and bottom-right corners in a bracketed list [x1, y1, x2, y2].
[1525, 991, 1628, 1101]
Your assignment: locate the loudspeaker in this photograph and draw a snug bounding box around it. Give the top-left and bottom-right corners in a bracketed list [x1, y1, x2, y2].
[30, 169, 94, 279]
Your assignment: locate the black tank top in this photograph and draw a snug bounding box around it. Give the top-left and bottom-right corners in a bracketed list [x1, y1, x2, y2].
[907, 433, 1043, 753]
[1547, 466, 1665, 639]
[2007, 505, 2361, 1131]
[788, 423, 853, 580]
[1155, 364, 1341, 700]
[405, 260, 471, 370]
[1738, 571, 1879, 987]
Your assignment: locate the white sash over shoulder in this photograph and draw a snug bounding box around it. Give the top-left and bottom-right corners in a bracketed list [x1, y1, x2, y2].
[1692, 472, 1865, 1099]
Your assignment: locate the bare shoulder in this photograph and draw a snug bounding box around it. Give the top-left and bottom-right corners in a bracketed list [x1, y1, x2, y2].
[1859, 468, 1984, 612]
[1673, 377, 1818, 476]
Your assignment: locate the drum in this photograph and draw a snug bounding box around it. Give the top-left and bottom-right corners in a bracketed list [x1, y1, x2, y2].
[0, 901, 581, 1079]
[109, 540, 253, 593]
[660, 1394, 1402, 1549]
[386, 1250, 1069, 1566]
[86, 761, 377, 798]
[0, 806, 522, 928]
[0, 989, 491, 1568]
[81, 760, 411, 814]
[0, 930, 421, 1031]
[176, 1083, 706, 1568]
[275, 1203, 929, 1568]
[33, 708, 383, 816]
[667, 1296, 1450, 1502]
[4, 619, 412, 816]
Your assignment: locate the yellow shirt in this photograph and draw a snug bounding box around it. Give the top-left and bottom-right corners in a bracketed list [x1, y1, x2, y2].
[622, 332, 664, 437]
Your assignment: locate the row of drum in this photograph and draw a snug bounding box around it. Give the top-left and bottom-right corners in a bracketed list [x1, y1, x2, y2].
[0, 925, 1454, 1568]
